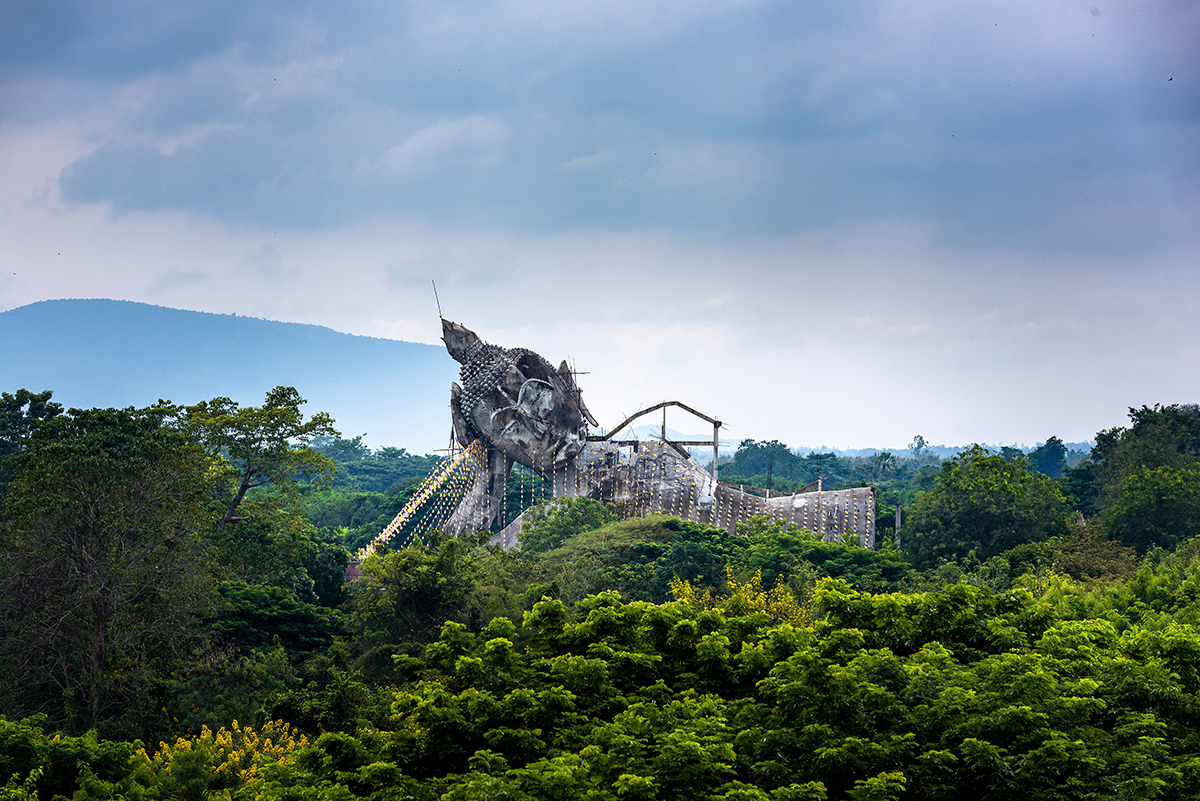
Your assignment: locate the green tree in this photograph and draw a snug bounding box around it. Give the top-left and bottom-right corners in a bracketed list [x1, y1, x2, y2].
[182, 388, 345, 597]
[731, 440, 803, 482]
[869, 451, 898, 479]
[906, 445, 1074, 568]
[343, 535, 483, 676]
[0, 388, 62, 491]
[164, 642, 299, 734]
[1029, 436, 1067, 478]
[0, 716, 137, 801]
[541, 516, 683, 602]
[304, 526, 351, 606]
[0, 406, 217, 736]
[1106, 465, 1200, 554]
[1080, 404, 1200, 514]
[738, 516, 909, 593]
[183, 386, 338, 535]
[208, 581, 340, 657]
[312, 434, 372, 462]
[518, 496, 616, 553]
[999, 445, 1025, 462]
[1030, 523, 1136, 583]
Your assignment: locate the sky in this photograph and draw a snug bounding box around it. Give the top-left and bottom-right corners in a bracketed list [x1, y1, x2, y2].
[1, 0, 1197, 452]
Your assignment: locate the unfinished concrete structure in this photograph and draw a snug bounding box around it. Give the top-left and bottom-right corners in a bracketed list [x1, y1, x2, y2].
[430, 320, 875, 551]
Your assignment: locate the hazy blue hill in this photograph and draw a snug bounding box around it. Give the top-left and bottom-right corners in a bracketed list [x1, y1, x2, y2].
[0, 299, 457, 453]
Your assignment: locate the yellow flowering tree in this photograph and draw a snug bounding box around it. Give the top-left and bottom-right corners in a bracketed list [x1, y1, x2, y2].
[669, 568, 813, 627]
[130, 720, 308, 798]
[725, 568, 814, 627]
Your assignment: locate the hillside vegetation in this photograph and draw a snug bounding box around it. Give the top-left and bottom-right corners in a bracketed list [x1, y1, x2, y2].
[2, 386, 1199, 799]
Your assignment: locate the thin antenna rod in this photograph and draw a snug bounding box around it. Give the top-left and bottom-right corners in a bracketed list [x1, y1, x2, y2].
[432, 279, 443, 319]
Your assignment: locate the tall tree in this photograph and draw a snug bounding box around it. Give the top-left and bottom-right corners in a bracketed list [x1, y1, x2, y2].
[1029, 436, 1067, 477]
[344, 535, 482, 679]
[730, 439, 802, 481]
[870, 451, 898, 478]
[1089, 404, 1200, 510]
[0, 388, 63, 490]
[183, 386, 338, 535]
[906, 445, 1074, 567]
[1106, 465, 1200, 554]
[312, 434, 373, 462]
[0, 405, 217, 736]
[999, 445, 1025, 462]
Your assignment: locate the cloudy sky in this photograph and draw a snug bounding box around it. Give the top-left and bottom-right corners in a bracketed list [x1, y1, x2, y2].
[2, 0, 1197, 451]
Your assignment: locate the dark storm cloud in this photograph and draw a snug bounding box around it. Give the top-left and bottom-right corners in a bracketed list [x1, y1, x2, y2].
[14, 0, 1197, 251]
[2, 0, 250, 79]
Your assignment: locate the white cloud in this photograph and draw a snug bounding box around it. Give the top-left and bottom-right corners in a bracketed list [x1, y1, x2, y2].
[148, 267, 209, 294]
[1019, 316, 1081, 338]
[698, 293, 733, 310]
[558, 148, 618, 172]
[885, 322, 932, 337]
[384, 116, 510, 173]
[366, 317, 443, 345]
[643, 141, 767, 190]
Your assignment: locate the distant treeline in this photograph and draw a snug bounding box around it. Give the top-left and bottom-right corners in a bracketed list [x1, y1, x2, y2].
[310, 434, 442, 494]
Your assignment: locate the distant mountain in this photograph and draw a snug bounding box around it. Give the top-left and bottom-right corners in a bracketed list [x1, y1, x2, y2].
[0, 299, 458, 454]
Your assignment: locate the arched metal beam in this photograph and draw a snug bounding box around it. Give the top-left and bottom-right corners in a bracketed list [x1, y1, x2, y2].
[598, 400, 721, 440]
[592, 400, 723, 483]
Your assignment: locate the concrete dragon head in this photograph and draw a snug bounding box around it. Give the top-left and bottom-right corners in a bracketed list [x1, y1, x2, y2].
[442, 319, 597, 474]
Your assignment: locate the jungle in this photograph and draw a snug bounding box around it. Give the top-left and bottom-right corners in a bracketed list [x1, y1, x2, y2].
[3, 387, 1200, 800]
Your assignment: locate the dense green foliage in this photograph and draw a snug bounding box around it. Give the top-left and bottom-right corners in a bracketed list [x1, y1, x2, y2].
[0, 389, 62, 491]
[905, 446, 1075, 568]
[722, 440, 932, 499]
[0, 388, 347, 740]
[343, 534, 485, 680]
[518, 496, 617, 554]
[1028, 435, 1068, 478]
[1106, 465, 1200, 555]
[4, 388, 1200, 799]
[1066, 403, 1200, 518]
[312, 435, 444, 494]
[0, 405, 218, 736]
[11, 577, 1200, 799]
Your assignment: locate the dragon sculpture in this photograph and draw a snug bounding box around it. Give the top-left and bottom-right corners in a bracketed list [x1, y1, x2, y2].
[441, 318, 597, 530]
[438, 319, 875, 549]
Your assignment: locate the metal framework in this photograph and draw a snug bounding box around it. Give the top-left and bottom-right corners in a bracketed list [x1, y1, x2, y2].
[588, 400, 723, 483]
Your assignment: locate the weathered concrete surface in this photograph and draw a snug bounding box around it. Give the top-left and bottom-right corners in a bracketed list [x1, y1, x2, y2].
[439, 321, 874, 548]
[442, 319, 595, 531]
[521, 439, 874, 548]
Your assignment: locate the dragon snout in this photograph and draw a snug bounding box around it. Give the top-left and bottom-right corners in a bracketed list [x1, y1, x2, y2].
[554, 432, 584, 463]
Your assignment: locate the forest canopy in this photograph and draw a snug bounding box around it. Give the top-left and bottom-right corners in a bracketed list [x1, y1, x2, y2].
[2, 391, 1199, 800]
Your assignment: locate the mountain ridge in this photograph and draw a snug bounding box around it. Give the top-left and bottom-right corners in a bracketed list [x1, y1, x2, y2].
[0, 299, 457, 453]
